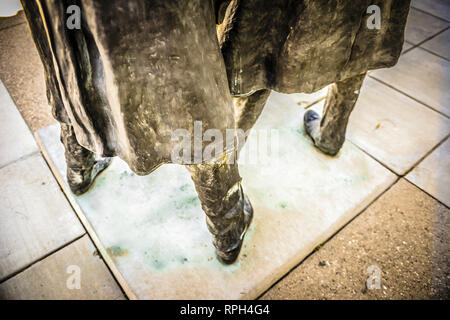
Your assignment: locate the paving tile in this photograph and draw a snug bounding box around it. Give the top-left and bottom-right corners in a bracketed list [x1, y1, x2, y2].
[0, 153, 85, 281]
[346, 77, 450, 175]
[421, 28, 450, 60]
[412, 0, 450, 22]
[0, 22, 56, 132]
[0, 235, 126, 300]
[407, 137, 450, 207]
[0, 80, 38, 168]
[371, 47, 450, 117]
[36, 88, 396, 299]
[405, 8, 449, 45]
[262, 179, 450, 300]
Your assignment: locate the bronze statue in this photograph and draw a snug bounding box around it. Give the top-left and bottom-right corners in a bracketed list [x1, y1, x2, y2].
[21, 0, 410, 264]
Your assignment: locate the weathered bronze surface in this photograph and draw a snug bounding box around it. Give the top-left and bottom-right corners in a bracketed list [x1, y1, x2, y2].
[21, 0, 410, 264]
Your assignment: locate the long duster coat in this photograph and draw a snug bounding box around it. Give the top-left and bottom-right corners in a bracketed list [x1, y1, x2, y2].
[22, 0, 410, 174]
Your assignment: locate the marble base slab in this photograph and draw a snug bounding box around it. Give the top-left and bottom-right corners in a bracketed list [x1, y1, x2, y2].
[35, 91, 396, 299]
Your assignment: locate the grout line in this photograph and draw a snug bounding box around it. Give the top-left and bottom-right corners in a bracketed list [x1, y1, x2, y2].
[3, 76, 127, 297]
[258, 65, 448, 297]
[258, 106, 449, 299]
[404, 178, 450, 210]
[401, 135, 450, 209]
[1, 7, 445, 297]
[347, 129, 449, 209]
[402, 26, 449, 56]
[0, 150, 40, 171]
[348, 134, 450, 209]
[401, 41, 416, 55]
[401, 46, 415, 55]
[257, 176, 400, 299]
[259, 158, 450, 299]
[0, 233, 86, 284]
[369, 76, 450, 119]
[0, 21, 26, 32]
[401, 48, 413, 55]
[417, 46, 450, 62]
[349, 134, 450, 181]
[401, 135, 449, 177]
[410, 6, 450, 23]
[37, 147, 130, 300]
[347, 139, 399, 176]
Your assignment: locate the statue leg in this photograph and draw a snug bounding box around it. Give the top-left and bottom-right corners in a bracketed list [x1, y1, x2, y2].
[183, 89, 268, 264]
[304, 73, 366, 155]
[234, 89, 271, 133]
[186, 160, 253, 264]
[21, 1, 111, 195]
[60, 123, 111, 195]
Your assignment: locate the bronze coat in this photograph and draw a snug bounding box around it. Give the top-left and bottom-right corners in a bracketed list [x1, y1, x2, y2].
[22, 0, 410, 174]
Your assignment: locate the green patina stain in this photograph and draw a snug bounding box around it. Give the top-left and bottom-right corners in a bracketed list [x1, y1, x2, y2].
[134, 193, 200, 227]
[91, 175, 106, 188]
[152, 258, 166, 270]
[179, 257, 189, 264]
[119, 170, 136, 180]
[144, 250, 166, 270]
[174, 195, 199, 210]
[119, 171, 129, 180]
[143, 250, 192, 271]
[179, 183, 190, 191]
[291, 126, 308, 138]
[278, 201, 288, 209]
[107, 246, 129, 257]
[343, 177, 355, 185]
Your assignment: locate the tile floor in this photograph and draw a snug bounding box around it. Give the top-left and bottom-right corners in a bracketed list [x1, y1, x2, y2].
[0, 2, 448, 299]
